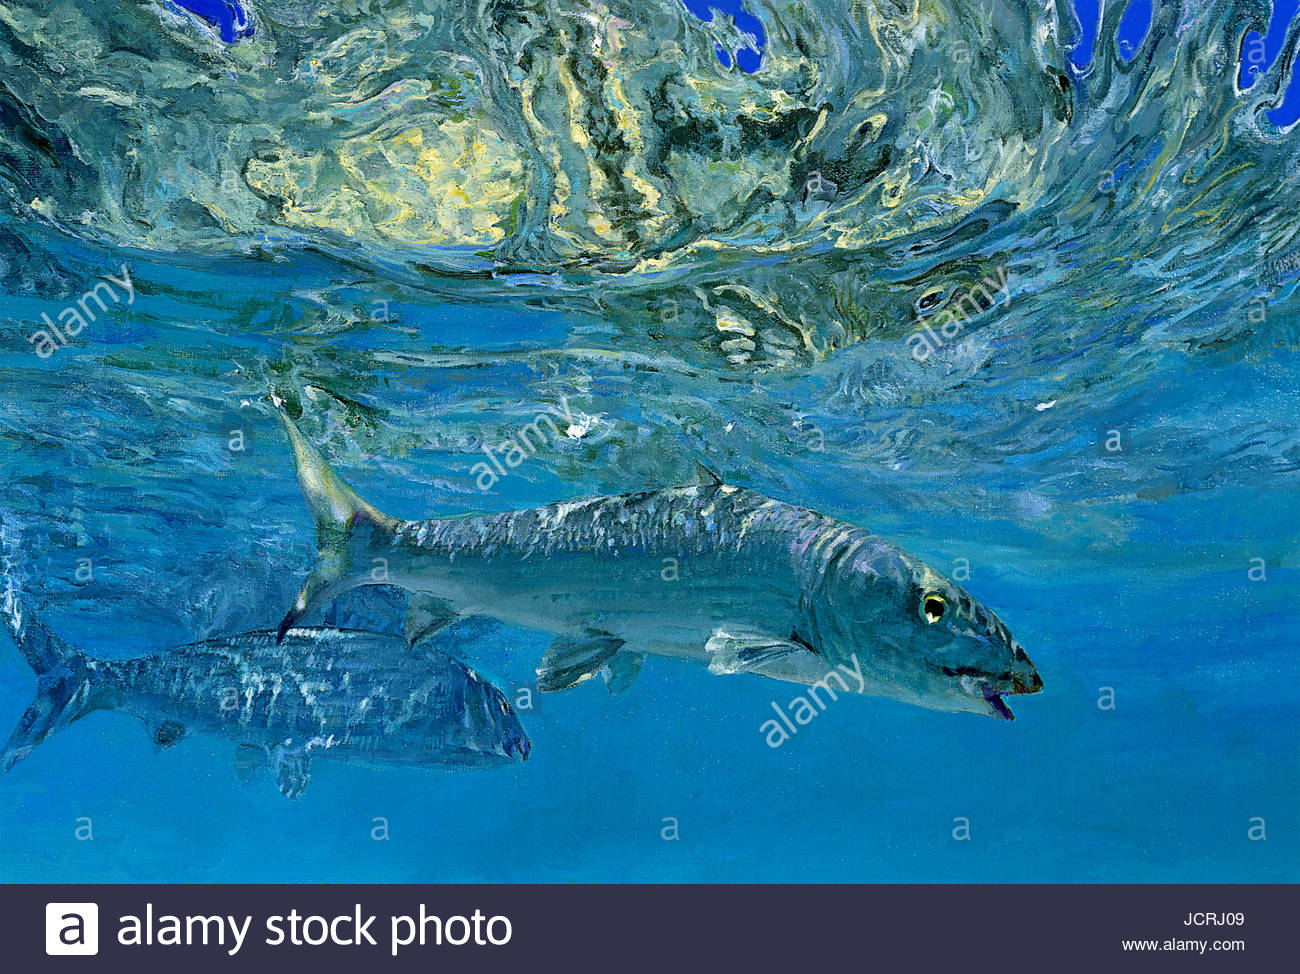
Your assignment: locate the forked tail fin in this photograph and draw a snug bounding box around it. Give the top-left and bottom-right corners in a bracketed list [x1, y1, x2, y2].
[0, 522, 103, 772]
[273, 400, 397, 641]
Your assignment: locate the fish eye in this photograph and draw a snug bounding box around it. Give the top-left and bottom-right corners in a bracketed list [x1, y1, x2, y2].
[499, 699, 510, 715]
[922, 594, 946, 624]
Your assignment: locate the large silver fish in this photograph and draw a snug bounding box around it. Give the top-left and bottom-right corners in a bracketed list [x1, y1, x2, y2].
[1, 577, 529, 799]
[276, 408, 1043, 720]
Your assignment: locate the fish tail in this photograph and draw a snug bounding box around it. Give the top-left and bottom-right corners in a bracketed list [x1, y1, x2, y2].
[0, 520, 103, 773]
[273, 400, 397, 642]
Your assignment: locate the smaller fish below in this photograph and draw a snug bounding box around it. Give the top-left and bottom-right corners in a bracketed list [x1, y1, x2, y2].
[0, 574, 529, 800]
[167, 1, 256, 44]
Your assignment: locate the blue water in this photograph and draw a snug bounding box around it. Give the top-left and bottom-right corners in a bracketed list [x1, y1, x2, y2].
[1238, 0, 1300, 124]
[1073, 0, 1300, 124]
[170, 0, 254, 44]
[1, 0, 1298, 883]
[681, 1, 765, 72]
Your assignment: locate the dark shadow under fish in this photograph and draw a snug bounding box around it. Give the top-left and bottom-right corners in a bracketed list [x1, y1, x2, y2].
[0, 580, 529, 799]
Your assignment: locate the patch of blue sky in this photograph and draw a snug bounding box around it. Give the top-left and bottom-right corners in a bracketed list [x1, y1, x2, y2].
[680, 0, 765, 72]
[169, 0, 254, 44]
[1072, 0, 1299, 128]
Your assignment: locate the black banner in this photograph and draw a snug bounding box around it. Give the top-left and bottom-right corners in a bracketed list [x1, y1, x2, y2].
[4, 884, 1294, 971]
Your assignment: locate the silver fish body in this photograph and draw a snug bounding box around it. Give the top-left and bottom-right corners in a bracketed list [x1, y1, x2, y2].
[101, 628, 530, 769]
[1, 564, 529, 797]
[388, 485, 807, 655]
[277, 407, 1043, 720]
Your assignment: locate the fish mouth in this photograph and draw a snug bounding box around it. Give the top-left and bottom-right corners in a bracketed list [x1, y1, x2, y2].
[982, 670, 1042, 721]
[982, 685, 1016, 721]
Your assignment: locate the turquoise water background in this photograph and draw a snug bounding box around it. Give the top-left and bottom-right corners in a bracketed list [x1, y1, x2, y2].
[1, 0, 1298, 882]
[1, 247, 1294, 882]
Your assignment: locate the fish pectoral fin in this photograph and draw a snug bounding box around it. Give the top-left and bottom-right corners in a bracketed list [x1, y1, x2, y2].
[705, 628, 817, 676]
[234, 744, 266, 783]
[149, 720, 186, 751]
[537, 630, 625, 692]
[405, 594, 460, 650]
[270, 745, 312, 800]
[602, 651, 646, 694]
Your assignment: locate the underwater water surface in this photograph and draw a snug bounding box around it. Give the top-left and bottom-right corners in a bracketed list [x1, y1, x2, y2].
[0, 0, 1297, 883]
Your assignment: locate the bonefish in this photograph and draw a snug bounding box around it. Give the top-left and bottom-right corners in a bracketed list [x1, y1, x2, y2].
[1, 553, 529, 799]
[275, 406, 1043, 719]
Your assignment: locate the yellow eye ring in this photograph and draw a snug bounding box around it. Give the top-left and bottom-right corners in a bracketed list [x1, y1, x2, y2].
[922, 594, 946, 624]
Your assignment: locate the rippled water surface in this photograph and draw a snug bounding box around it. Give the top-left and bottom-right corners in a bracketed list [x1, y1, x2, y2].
[1, 0, 1297, 882]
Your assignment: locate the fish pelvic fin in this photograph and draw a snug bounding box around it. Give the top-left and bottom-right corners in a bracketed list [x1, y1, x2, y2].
[602, 651, 646, 694]
[693, 462, 723, 487]
[537, 630, 625, 692]
[405, 594, 461, 650]
[274, 403, 397, 642]
[0, 529, 106, 773]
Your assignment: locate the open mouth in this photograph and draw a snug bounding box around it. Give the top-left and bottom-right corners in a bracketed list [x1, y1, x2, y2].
[982, 685, 1016, 720]
[982, 673, 1041, 721]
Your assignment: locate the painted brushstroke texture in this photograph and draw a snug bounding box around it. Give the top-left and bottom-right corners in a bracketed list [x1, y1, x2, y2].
[0, 1, 1295, 882]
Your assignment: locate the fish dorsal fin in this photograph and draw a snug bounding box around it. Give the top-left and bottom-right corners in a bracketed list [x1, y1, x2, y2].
[705, 628, 818, 677]
[694, 462, 722, 486]
[270, 745, 312, 799]
[405, 594, 461, 650]
[537, 630, 625, 692]
[602, 651, 646, 694]
[149, 720, 186, 751]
